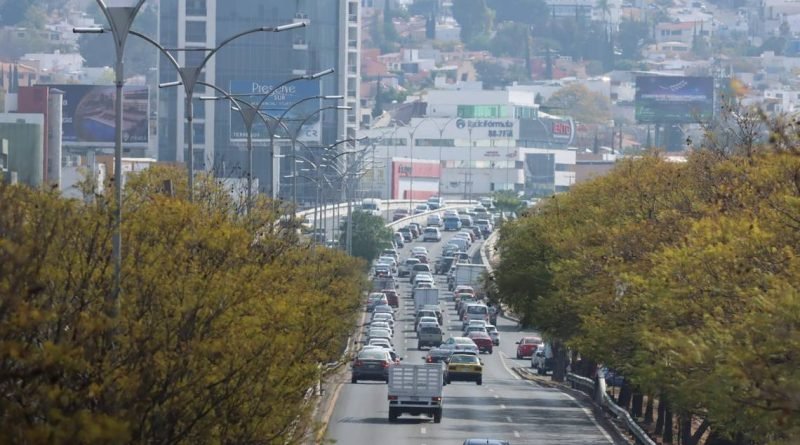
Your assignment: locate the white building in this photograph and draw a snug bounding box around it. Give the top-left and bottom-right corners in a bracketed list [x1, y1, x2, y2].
[361, 85, 577, 199]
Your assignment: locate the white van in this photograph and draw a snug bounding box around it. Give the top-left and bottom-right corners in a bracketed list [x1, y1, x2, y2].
[360, 199, 383, 217]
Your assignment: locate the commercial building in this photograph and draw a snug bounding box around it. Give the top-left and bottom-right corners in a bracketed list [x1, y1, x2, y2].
[360, 85, 577, 200]
[158, 0, 360, 201]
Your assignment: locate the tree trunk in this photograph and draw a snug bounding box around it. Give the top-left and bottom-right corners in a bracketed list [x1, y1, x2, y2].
[631, 391, 644, 419]
[644, 395, 654, 424]
[663, 402, 674, 443]
[655, 396, 666, 435]
[551, 340, 568, 382]
[617, 380, 632, 411]
[680, 415, 692, 445]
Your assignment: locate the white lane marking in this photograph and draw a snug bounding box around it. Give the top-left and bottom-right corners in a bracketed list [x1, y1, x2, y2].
[493, 395, 499, 399]
[505, 416, 513, 423]
[488, 388, 494, 392]
[514, 431, 520, 438]
[420, 427, 427, 435]
[500, 404, 506, 409]
[498, 351, 521, 380]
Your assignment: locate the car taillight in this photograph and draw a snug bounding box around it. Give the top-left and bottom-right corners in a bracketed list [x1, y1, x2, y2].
[388, 395, 398, 400]
[432, 396, 442, 402]
[382, 361, 391, 368]
[426, 356, 433, 363]
[354, 360, 363, 367]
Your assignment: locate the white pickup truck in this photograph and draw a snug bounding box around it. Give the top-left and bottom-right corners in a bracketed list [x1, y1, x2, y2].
[388, 364, 444, 423]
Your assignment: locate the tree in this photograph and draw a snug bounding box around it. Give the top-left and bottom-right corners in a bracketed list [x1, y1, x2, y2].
[475, 60, 528, 90]
[490, 21, 529, 58]
[452, 0, 494, 45]
[0, 166, 366, 444]
[492, 190, 523, 213]
[545, 83, 611, 124]
[339, 210, 393, 264]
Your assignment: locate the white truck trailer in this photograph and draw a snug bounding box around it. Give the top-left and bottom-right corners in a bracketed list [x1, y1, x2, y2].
[387, 364, 444, 423]
[449, 263, 487, 295]
[414, 287, 440, 312]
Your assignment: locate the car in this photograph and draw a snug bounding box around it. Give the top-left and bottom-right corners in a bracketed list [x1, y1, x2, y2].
[392, 232, 404, 248]
[423, 347, 453, 364]
[392, 208, 409, 221]
[366, 293, 388, 311]
[416, 316, 439, 331]
[381, 248, 399, 261]
[363, 344, 401, 363]
[397, 227, 413, 242]
[478, 197, 494, 209]
[463, 439, 510, 445]
[421, 304, 444, 325]
[417, 324, 444, 349]
[458, 229, 476, 243]
[460, 215, 474, 228]
[414, 253, 429, 264]
[470, 226, 482, 240]
[516, 336, 543, 359]
[411, 246, 429, 256]
[399, 257, 420, 277]
[410, 263, 432, 282]
[443, 216, 462, 231]
[439, 336, 479, 355]
[467, 332, 494, 354]
[443, 209, 458, 218]
[371, 312, 394, 327]
[435, 256, 455, 275]
[377, 257, 397, 274]
[463, 325, 488, 337]
[426, 214, 443, 227]
[423, 227, 442, 242]
[351, 349, 393, 383]
[530, 344, 553, 375]
[413, 273, 434, 287]
[408, 223, 422, 238]
[454, 285, 475, 296]
[415, 203, 431, 214]
[414, 309, 438, 330]
[475, 219, 493, 236]
[446, 353, 483, 385]
[486, 324, 500, 346]
[374, 264, 392, 278]
[371, 321, 393, 335]
[427, 196, 445, 210]
[382, 288, 399, 308]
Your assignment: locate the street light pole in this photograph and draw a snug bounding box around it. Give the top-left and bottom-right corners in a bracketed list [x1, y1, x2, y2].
[152, 22, 306, 201]
[76, 0, 146, 313]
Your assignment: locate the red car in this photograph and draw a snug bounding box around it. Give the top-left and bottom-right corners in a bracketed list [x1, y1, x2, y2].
[382, 289, 399, 308]
[516, 336, 543, 359]
[468, 332, 494, 354]
[414, 254, 429, 264]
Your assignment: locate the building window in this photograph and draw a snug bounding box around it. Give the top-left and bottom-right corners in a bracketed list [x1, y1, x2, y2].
[555, 163, 572, 172]
[186, 0, 206, 16]
[415, 138, 455, 147]
[382, 138, 407, 146]
[555, 185, 571, 192]
[457, 105, 507, 118]
[515, 106, 538, 119]
[185, 21, 206, 42]
[185, 123, 205, 144]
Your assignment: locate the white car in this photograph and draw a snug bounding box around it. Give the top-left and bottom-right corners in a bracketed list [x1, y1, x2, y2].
[399, 257, 421, 277]
[486, 324, 500, 346]
[439, 336, 479, 355]
[371, 321, 394, 335]
[423, 227, 442, 242]
[414, 204, 430, 214]
[413, 272, 434, 286]
[411, 246, 429, 256]
[367, 328, 393, 345]
[371, 312, 395, 326]
[416, 316, 440, 332]
[426, 214, 443, 227]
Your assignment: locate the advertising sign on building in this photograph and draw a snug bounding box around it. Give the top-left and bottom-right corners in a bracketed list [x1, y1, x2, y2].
[635, 76, 714, 124]
[47, 85, 149, 147]
[229, 79, 322, 143]
[453, 118, 517, 140]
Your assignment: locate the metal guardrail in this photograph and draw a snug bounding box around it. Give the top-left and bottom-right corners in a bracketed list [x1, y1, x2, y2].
[566, 373, 657, 445]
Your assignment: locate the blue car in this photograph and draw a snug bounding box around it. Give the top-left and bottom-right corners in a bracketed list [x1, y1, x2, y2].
[443, 217, 462, 231]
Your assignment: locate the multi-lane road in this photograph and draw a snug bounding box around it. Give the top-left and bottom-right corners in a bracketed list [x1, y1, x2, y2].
[325, 227, 619, 445]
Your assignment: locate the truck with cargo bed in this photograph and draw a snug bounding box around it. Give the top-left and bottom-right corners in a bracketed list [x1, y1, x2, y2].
[414, 287, 440, 312]
[448, 263, 487, 295]
[387, 364, 444, 423]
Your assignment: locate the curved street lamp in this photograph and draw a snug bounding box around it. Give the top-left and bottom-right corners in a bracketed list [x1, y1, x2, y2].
[144, 22, 306, 200]
[74, 0, 147, 313]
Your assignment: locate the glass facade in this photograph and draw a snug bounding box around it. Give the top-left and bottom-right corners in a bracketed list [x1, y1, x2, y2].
[457, 105, 508, 118]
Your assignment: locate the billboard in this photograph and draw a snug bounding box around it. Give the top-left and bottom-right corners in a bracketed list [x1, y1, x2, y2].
[453, 118, 517, 140]
[229, 79, 322, 144]
[48, 84, 149, 147]
[635, 76, 714, 124]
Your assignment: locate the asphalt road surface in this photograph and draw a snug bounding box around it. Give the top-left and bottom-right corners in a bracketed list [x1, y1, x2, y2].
[326, 228, 618, 445]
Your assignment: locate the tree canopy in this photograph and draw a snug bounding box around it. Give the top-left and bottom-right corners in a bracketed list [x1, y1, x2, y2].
[0, 166, 365, 444]
[493, 122, 800, 442]
[544, 83, 611, 124]
[339, 210, 393, 264]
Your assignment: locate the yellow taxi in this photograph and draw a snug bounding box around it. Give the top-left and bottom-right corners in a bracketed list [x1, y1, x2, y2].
[446, 353, 483, 385]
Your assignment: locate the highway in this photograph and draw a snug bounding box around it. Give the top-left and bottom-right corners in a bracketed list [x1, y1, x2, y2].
[326, 226, 618, 445]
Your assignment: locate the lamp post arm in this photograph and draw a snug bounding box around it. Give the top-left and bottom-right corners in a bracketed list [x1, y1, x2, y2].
[254, 76, 308, 112]
[201, 26, 295, 72]
[129, 29, 182, 75]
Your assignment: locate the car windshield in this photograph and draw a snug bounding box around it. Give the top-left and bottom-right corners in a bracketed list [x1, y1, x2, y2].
[358, 350, 388, 360]
[449, 354, 479, 364]
[454, 338, 475, 345]
[424, 228, 437, 233]
[413, 265, 429, 271]
[523, 338, 543, 344]
[467, 305, 488, 315]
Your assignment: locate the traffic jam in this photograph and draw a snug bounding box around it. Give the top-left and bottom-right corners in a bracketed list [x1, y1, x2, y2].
[351, 198, 542, 438]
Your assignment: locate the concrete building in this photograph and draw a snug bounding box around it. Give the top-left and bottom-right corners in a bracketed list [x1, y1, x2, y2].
[158, 0, 360, 202]
[360, 84, 577, 200]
